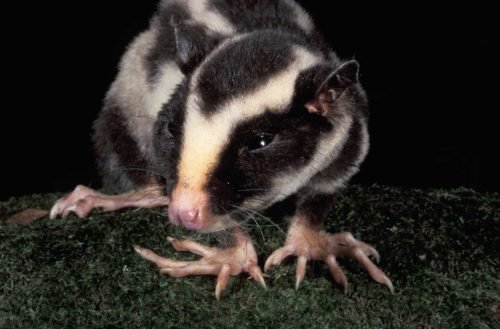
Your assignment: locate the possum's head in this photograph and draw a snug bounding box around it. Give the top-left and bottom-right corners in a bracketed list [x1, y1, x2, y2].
[155, 30, 368, 232]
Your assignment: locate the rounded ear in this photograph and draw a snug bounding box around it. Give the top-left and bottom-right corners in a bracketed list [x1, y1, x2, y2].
[171, 16, 220, 73]
[305, 60, 360, 116]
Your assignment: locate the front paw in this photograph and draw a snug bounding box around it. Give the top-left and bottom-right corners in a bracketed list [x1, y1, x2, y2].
[265, 217, 393, 293]
[135, 232, 266, 300]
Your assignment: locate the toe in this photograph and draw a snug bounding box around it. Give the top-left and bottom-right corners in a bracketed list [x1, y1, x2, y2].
[365, 246, 380, 263]
[325, 255, 348, 292]
[168, 237, 214, 257]
[352, 249, 394, 293]
[61, 204, 77, 218]
[49, 199, 63, 219]
[134, 245, 187, 268]
[248, 263, 267, 289]
[215, 264, 231, 301]
[264, 245, 295, 272]
[160, 262, 220, 277]
[354, 239, 380, 263]
[295, 255, 307, 290]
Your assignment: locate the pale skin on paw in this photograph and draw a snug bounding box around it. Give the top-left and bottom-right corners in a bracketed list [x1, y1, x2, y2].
[49, 184, 169, 219]
[264, 216, 394, 293]
[134, 228, 266, 300]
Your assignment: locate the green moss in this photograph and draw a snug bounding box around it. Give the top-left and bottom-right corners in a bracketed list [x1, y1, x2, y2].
[1, 185, 498, 329]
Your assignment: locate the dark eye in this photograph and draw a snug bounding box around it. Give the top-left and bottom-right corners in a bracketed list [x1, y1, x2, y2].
[246, 133, 275, 152]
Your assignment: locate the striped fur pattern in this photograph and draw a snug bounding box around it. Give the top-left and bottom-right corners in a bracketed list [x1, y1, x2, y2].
[94, 0, 369, 230]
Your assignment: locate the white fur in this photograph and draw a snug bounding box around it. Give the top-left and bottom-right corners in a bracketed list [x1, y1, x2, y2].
[185, 0, 236, 36]
[178, 45, 323, 190]
[150, 62, 185, 116]
[283, 0, 314, 33]
[357, 117, 370, 169]
[106, 20, 184, 161]
[310, 117, 370, 195]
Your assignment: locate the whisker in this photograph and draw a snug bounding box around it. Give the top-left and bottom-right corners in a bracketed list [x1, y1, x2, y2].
[232, 205, 265, 242]
[237, 188, 272, 192]
[107, 166, 164, 176]
[231, 204, 286, 237]
[131, 115, 156, 120]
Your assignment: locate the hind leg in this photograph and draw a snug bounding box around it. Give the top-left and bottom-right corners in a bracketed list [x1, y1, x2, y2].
[50, 183, 168, 219]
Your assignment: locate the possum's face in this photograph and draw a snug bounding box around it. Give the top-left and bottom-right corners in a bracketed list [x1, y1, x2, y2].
[155, 31, 367, 232]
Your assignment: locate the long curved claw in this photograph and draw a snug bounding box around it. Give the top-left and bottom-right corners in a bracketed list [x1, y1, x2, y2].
[367, 247, 380, 263]
[215, 264, 231, 300]
[352, 250, 394, 293]
[248, 263, 267, 289]
[295, 256, 307, 290]
[382, 276, 394, 294]
[49, 200, 63, 219]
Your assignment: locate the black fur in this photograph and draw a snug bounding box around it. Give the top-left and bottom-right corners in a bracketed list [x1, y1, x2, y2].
[210, 0, 331, 54]
[196, 30, 298, 115]
[144, 3, 184, 80]
[297, 193, 337, 227]
[154, 80, 189, 195]
[210, 0, 297, 30]
[145, 3, 223, 79]
[93, 105, 153, 193]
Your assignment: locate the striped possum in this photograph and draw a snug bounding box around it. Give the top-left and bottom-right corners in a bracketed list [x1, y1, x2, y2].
[51, 0, 392, 299]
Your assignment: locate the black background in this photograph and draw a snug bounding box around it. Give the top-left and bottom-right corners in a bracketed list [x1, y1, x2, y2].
[2, 1, 497, 201]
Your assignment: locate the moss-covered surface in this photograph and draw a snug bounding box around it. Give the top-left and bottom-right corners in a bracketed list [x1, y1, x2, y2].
[1, 185, 498, 329]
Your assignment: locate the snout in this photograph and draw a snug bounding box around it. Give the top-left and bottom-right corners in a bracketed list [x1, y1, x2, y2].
[168, 186, 211, 231]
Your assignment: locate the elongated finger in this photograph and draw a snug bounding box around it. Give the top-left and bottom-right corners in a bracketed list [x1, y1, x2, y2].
[160, 262, 220, 277]
[215, 264, 231, 301]
[352, 239, 380, 263]
[295, 256, 307, 290]
[167, 237, 213, 257]
[264, 245, 295, 272]
[134, 245, 192, 268]
[325, 255, 348, 292]
[352, 249, 394, 293]
[248, 263, 267, 289]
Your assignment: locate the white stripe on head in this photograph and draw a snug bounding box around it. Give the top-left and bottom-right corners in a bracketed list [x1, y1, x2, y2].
[178, 45, 323, 191]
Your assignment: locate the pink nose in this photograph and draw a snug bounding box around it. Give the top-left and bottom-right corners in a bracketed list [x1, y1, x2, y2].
[168, 185, 210, 231]
[168, 205, 202, 230]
